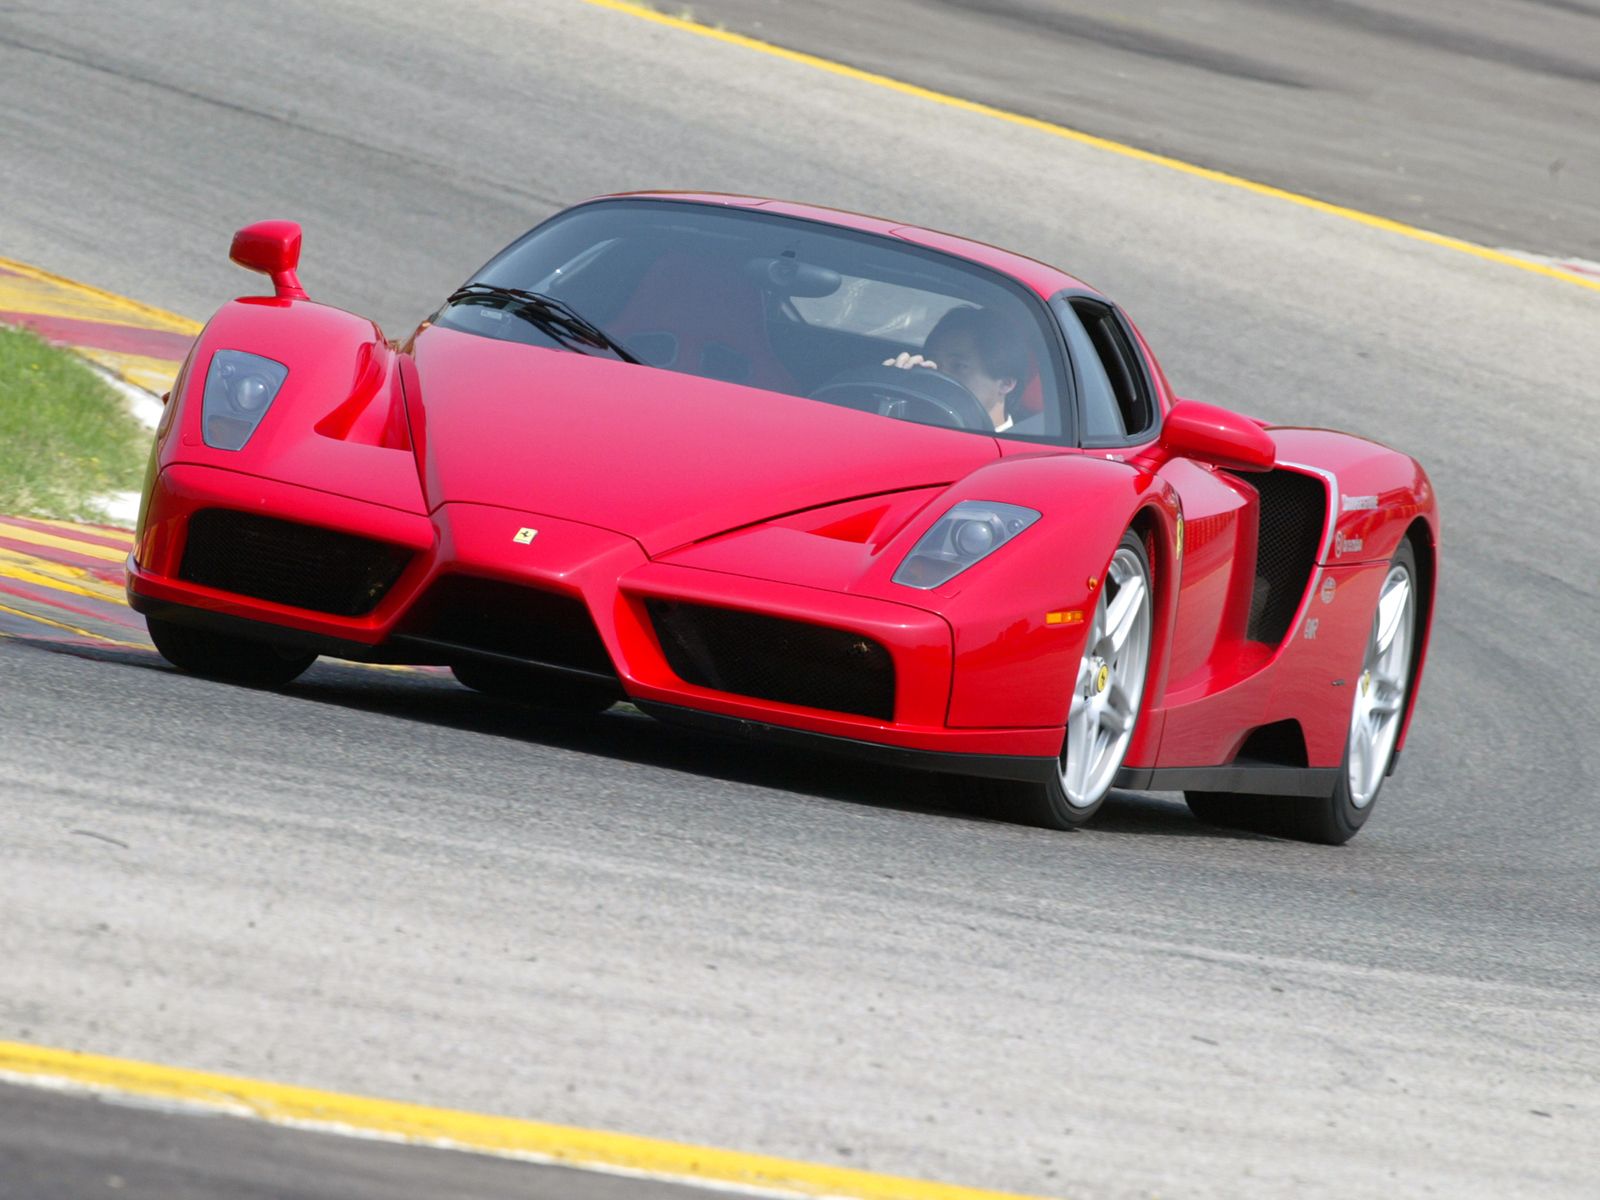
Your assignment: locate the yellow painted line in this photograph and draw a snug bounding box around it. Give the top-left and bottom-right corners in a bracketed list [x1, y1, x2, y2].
[0, 255, 201, 334]
[0, 601, 101, 639]
[0, 1041, 1048, 1200]
[77, 347, 185, 395]
[0, 522, 130, 564]
[0, 601, 144, 649]
[584, 0, 1600, 297]
[0, 562, 108, 601]
[0, 549, 126, 602]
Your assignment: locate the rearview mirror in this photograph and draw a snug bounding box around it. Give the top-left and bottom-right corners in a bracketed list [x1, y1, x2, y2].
[229, 220, 307, 301]
[1157, 399, 1276, 472]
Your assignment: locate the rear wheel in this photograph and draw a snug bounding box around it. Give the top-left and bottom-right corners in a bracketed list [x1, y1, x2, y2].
[1009, 530, 1153, 829]
[1187, 539, 1419, 844]
[451, 660, 616, 715]
[146, 615, 316, 688]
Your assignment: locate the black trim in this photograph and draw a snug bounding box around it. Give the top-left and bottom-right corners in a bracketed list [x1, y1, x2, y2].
[1051, 290, 1162, 451]
[1114, 760, 1339, 798]
[390, 635, 618, 687]
[635, 701, 1059, 783]
[131, 595, 624, 690]
[128, 595, 413, 662]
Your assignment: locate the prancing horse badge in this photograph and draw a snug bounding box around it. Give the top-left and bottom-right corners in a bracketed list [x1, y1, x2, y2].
[513, 527, 538, 544]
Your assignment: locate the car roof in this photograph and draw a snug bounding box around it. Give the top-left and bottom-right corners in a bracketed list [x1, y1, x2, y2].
[588, 191, 1099, 301]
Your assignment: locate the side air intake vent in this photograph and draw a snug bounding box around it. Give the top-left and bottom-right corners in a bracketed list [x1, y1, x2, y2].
[1242, 469, 1327, 644]
[646, 600, 895, 720]
[180, 509, 410, 616]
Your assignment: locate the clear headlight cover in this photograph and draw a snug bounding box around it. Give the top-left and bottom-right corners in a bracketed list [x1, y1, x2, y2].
[892, 500, 1041, 589]
[202, 350, 289, 450]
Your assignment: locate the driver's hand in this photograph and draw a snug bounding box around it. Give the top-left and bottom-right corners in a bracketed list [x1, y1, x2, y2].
[883, 352, 937, 371]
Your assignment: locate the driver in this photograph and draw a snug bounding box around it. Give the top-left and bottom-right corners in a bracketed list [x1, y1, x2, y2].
[883, 305, 1027, 432]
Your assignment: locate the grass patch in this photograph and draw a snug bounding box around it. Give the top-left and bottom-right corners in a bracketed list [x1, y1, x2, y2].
[0, 323, 150, 522]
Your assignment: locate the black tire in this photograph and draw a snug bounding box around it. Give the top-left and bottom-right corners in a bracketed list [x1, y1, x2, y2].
[1002, 529, 1155, 830]
[1186, 539, 1421, 845]
[146, 615, 317, 688]
[451, 660, 616, 715]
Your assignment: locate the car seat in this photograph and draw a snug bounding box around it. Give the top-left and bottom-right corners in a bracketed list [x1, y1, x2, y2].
[609, 251, 799, 394]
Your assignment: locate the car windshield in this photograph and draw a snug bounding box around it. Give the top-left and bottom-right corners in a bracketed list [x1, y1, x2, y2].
[437, 199, 1067, 441]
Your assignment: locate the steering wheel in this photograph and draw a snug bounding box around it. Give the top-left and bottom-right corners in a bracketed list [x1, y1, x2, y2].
[808, 363, 992, 431]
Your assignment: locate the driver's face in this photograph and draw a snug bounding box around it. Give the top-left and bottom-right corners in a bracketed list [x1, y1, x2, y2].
[926, 329, 1015, 425]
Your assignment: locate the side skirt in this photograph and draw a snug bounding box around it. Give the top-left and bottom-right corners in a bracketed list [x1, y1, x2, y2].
[1115, 759, 1339, 798]
[635, 701, 1059, 783]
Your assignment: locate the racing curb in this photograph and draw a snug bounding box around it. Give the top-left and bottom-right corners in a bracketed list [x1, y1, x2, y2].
[0, 255, 196, 395]
[0, 255, 197, 524]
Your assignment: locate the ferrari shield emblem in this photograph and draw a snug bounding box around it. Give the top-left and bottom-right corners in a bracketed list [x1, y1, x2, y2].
[513, 527, 538, 544]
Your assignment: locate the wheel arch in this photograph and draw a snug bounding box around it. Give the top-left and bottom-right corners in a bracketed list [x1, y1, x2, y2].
[936, 455, 1179, 733]
[1395, 516, 1436, 755]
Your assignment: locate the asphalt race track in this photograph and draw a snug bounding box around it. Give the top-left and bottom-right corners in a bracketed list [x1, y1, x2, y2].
[684, 0, 1600, 264]
[2, 2, 1598, 1197]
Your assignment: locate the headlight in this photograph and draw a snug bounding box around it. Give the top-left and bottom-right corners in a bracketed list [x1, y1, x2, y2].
[892, 500, 1040, 589]
[202, 350, 288, 450]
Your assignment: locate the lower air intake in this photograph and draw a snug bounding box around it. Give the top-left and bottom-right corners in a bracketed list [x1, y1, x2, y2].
[404, 575, 615, 677]
[180, 509, 410, 617]
[646, 600, 895, 720]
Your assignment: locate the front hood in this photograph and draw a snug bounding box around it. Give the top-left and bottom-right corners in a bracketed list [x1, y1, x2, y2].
[407, 326, 999, 555]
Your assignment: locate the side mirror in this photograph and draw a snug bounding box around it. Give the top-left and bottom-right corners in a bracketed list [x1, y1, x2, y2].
[1156, 399, 1276, 472]
[229, 220, 307, 301]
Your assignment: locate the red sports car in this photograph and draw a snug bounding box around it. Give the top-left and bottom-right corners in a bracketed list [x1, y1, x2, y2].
[129, 193, 1437, 843]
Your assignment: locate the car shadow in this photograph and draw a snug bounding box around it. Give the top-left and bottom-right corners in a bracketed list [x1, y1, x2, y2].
[23, 632, 1259, 841]
[282, 661, 1263, 841]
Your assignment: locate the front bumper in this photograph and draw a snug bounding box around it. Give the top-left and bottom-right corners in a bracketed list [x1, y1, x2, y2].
[129, 465, 1065, 763]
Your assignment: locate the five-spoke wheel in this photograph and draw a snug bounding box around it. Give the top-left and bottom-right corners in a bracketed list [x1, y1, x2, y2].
[1187, 539, 1421, 844]
[1006, 529, 1153, 829]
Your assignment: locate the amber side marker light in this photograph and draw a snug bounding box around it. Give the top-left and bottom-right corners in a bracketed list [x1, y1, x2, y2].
[1045, 610, 1084, 625]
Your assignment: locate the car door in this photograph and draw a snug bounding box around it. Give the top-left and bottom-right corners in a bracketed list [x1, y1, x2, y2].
[1055, 296, 1267, 765]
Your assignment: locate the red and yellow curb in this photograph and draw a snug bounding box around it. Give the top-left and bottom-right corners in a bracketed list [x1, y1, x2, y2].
[0, 513, 143, 640]
[0, 255, 193, 636]
[0, 255, 197, 394]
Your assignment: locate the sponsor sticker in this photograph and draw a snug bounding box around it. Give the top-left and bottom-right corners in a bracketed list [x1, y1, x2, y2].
[1320, 577, 1337, 604]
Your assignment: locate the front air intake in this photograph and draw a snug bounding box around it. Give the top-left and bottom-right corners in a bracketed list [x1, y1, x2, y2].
[180, 509, 410, 616]
[401, 575, 615, 678]
[646, 599, 895, 720]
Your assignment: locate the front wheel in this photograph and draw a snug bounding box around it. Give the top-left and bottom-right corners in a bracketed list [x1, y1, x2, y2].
[1187, 539, 1420, 845]
[146, 615, 317, 688]
[1007, 530, 1154, 829]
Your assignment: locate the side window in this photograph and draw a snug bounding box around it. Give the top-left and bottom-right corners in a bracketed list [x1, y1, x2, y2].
[1054, 302, 1125, 441]
[1065, 299, 1156, 444]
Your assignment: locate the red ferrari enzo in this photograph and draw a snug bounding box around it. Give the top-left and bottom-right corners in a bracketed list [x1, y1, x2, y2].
[129, 193, 1437, 843]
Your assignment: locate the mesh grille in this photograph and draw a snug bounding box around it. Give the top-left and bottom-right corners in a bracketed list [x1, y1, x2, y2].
[646, 600, 895, 720]
[404, 575, 614, 676]
[1243, 469, 1326, 644]
[180, 509, 410, 617]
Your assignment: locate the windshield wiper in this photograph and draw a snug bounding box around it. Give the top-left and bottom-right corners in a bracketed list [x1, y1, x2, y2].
[445, 283, 640, 364]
